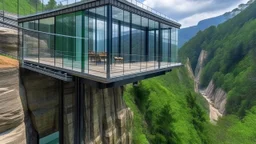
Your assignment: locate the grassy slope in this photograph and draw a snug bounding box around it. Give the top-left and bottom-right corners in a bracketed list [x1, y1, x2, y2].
[0, 0, 38, 15]
[124, 67, 209, 144]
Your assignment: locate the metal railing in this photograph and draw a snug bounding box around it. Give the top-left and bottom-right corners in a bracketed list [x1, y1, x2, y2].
[0, 0, 178, 23]
[124, 0, 177, 23]
[0, 10, 18, 28]
[22, 46, 181, 79]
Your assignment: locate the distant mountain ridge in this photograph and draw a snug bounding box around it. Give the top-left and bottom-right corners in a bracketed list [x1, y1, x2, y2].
[178, 0, 255, 48]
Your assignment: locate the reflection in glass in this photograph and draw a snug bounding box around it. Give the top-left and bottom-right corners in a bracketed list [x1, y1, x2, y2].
[39, 17, 55, 66]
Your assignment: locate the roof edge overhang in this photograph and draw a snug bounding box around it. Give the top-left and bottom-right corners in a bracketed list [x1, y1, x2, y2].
[18, 0, 181, 28]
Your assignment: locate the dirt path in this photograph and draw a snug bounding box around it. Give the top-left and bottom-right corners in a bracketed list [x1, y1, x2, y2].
[200, 90, 222, 124]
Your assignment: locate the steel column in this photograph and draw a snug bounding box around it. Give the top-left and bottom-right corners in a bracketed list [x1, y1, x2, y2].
[74, 77, 84, 144]
[107, 5, 112, 79]
[59, 81, 64, 144]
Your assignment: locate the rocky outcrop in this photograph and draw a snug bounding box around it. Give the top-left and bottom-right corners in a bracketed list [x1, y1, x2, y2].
[0, 56, 26, 144]
[193, 50, 208, 92]
[204, 80, 227, 114]
[185, 58, 195, 80]
[0, 27, 18, 57]
[194, 50, 207, 81]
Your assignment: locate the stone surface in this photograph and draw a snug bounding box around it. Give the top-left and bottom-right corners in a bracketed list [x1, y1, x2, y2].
[0, 57, 26, 144]
[20, 69, 133, 144]
[194, 50, 208, 92]
[0, 27, 18, 57]
[205, 80, 227, 114]
[21, 69, 60, 138]
[84, 85, 133, 144]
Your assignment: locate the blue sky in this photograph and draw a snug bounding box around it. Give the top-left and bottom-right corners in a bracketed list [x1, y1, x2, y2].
[52, 0, 249, 28]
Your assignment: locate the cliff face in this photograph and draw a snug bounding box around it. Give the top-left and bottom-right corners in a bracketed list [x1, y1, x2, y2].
[20, 68, 133, 144]
[194, 50, 208, 92]
[204, 80, 227, 114]
[0, 56, 26, 143]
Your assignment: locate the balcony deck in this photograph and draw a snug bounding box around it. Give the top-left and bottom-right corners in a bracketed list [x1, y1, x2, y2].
[23, 57, 182, 81]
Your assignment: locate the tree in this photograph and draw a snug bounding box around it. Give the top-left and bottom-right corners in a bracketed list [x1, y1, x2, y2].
[45, 0, 57, 10]
[152, 104, 180, 144]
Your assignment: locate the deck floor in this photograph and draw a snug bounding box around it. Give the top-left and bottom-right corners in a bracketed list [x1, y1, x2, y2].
[24, 57, 181, 78]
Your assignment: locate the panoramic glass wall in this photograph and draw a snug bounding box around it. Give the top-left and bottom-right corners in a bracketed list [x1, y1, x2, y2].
[20, 5, 179, 79]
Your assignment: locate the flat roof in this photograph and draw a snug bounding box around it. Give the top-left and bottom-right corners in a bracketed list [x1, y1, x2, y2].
[18, 0, 181, 28]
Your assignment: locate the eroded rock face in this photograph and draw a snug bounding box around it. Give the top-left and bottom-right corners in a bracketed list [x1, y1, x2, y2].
[84, 86, 133, 144]
[0, 61, 26, 143]
[194, 50, 208, 92]
[0, 27, 18, 57]
[205, 80, 227, 114]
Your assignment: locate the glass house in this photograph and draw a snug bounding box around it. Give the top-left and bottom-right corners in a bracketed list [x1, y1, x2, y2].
[18, 0, 181, 83]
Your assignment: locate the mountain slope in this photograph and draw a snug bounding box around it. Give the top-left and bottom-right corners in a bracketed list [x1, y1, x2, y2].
[124, 67, 209, 143]
[179, 0, 256, 143]
[178, 0, 255, 48]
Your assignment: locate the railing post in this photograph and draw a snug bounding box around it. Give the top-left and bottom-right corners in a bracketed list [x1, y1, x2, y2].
[107, 5, 112, 79]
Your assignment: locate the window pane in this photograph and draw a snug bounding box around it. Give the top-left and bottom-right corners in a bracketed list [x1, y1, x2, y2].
[23, 21, 39, 63]
[39, 17, 55, 66]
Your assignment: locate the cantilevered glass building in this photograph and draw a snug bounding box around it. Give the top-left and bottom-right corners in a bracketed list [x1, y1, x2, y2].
[18, 0, 181, 84]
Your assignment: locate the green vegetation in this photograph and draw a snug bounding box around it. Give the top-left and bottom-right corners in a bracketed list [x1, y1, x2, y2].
[0, 0, 38, 15]
[124, 68, 209, 144]
[125, 1, 256, 143]
[177, 1, 256, 143]
[180, 0, 256, 117]
[0, 0, 62, 15]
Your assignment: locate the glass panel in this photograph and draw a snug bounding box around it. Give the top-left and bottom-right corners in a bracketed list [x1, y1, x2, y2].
[39, 132, 59, 144]
[55, 15, 63, 68]
[155, 21, 159, 68]
[86, 6, 107, 77]
[84, 10, 89, 73]
[23, 21, 39, 63]
[161, 23, 170, 68]
[131, 14, 141, 65]
[39, 17, 55, 66]
[63, 13, 75, 70]
[141, 17, 148, 70]
[148, 19, 155, 64]
[74, 11, 83, 72]
[123, 11, 130, 66]
[171, 28, 178, 63]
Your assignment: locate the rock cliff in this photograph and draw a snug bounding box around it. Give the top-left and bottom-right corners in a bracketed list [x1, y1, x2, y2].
[20, 69, 133, 144]
[0, 56, 26, 144]
[194, 50, 207, 92]
[204, 80, 227, 114]
[0, 27, 18, 57]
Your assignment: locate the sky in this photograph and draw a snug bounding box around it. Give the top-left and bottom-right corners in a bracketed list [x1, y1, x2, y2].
[140, 0, 249, 28]
[51, 0, 249, 28]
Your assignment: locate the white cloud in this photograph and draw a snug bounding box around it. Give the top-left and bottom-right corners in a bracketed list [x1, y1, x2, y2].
[142, 0, 249, 27]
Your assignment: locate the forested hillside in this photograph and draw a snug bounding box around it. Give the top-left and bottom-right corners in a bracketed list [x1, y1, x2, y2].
[124, 68, 209, 143]
[178, 0, 256, 143]
[125, 1, 256, 143]
[178, 0, 255, 48]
